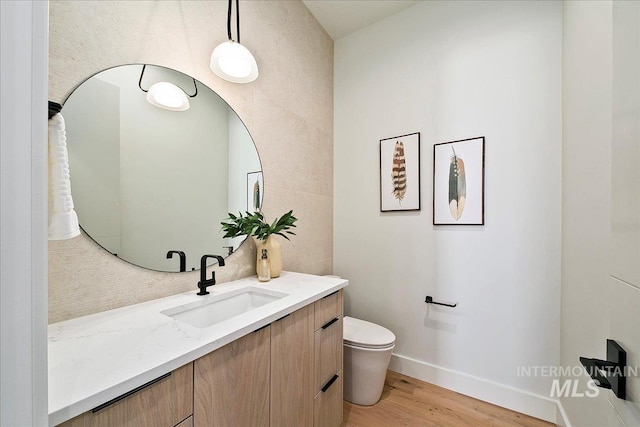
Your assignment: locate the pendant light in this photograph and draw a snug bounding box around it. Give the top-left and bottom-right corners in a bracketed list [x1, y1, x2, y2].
[138, 65, 198, 111]
[210, 0, 259, 83]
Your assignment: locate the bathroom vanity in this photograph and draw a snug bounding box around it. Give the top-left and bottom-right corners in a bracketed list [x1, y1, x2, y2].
[49, 272, 346, 427]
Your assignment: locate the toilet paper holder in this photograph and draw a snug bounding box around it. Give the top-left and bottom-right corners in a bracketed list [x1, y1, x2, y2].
[425, 296, 457, 308]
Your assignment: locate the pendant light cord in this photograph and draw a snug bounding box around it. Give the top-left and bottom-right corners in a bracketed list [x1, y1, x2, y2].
[236, 0, 240, 43]
[138, 64, 198, 98]
[226, 0, 241, 43]
[211, 0, 258, 82]
[227, 0, 232, 41]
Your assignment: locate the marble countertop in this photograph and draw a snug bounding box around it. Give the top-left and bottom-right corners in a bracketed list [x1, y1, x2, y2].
[48, 271, 348, 426]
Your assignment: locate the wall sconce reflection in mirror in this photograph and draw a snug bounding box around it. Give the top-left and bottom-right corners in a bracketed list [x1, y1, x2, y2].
[138, 64, 198, 111]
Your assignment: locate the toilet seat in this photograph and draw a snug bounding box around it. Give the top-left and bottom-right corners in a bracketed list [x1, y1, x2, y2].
[343, 316, 396, 349]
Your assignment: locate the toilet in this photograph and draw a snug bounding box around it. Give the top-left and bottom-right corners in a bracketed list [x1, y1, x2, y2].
[322, 275, 396, 406]
[343, 316, 396, 406]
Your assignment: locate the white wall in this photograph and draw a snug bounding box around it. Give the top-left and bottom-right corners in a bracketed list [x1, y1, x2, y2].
[560, 1, 614, 425]
[612, 0, 640, 288]
[608, 1, 640, 425]
[561, 3, 640, 426]
[0, 1, 49, 424]
[334, 0, 561, 421]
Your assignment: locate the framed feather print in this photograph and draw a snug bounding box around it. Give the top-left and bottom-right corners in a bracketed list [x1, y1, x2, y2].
[433, 136, 485, 225]
[380, 132, 420, 212]
[247, 171, 263, 213]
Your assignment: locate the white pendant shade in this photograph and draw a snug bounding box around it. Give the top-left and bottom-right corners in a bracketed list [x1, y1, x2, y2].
[146, 81, 190, 111]
[210, 40, 259, 83]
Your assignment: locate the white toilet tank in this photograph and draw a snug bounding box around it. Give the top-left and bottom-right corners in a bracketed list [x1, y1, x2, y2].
[343, 316, 396, 406]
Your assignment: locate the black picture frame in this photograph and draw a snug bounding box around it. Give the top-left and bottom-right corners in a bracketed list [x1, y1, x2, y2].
[433, 136, 485, 225]
[380, 132, 421, 212]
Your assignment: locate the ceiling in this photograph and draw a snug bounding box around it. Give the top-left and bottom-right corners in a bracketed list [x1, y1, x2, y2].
[302, 0, 421, 40]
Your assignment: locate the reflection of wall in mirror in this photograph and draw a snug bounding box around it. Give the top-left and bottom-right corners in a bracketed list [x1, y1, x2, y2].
[228, 110, 262, 250]
[67, 66, 230, 271]
[65, 77, 121, 254]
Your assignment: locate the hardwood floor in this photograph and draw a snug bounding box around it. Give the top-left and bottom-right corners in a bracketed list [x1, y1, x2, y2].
[342, 371, 555, 427]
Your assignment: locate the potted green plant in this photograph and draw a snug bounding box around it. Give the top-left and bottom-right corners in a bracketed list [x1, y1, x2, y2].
[221, 210, 297, 278]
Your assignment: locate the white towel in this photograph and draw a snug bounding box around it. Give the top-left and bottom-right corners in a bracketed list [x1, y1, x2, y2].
[48, 112, 80, 240]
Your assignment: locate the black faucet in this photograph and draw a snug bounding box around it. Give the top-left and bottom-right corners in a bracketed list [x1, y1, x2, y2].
[197, 254, 225, 295]
[166, 250, 186, 272]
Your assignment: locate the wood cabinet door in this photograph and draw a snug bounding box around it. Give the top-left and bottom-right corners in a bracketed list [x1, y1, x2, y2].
[80, 362, 193, 427]
[56, 415, 83, 427]
[175, 416, 193, 427]
[194, 326, 270, 427]
[270, 306, 314, 427]
[313, 372, 343, 427]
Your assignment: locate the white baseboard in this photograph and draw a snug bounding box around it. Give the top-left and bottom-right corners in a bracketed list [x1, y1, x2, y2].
[389, 353, 570, 425]
[556, 401, 572, 427]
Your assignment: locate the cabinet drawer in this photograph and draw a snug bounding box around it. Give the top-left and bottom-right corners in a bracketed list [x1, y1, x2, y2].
[79, 362, 193, 427]
[175, 416, 193, 427]
[314, 290, 343, 330]
[313, 371, 343, 427]
[314, 316, 343, 394]
[57, 415, 83, 427]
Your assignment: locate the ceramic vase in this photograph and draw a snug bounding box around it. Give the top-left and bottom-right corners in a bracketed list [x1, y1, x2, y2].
[255, 235, 282, 278]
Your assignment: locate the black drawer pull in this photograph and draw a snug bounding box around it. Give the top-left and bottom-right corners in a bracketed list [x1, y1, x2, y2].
[321, 317, 339, 330]
[253, 323, 270, 333]
[276, 313, 291, 322]
[322, 290, 339, 299]
[92, 372, 171, 413]
[321, 374, 339, 393]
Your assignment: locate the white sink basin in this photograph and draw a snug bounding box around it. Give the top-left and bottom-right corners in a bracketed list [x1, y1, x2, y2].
[161, 287, 288, 328]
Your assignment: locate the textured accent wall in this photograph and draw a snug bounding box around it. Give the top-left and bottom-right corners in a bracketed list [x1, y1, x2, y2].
[48, 0, 333, 323]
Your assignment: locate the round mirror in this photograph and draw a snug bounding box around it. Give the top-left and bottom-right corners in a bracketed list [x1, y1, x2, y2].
[63, 64, 263, 272]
